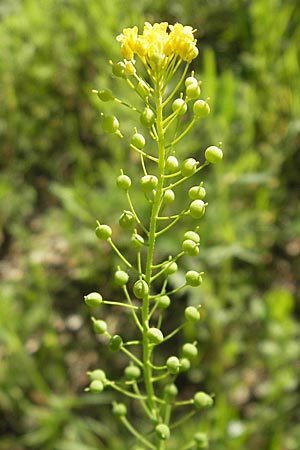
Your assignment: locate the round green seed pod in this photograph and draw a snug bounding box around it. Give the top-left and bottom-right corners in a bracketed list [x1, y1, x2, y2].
[186, 82, 201, 99]
[101, 115, 119, 133]
[182, 342, 198, 359]
[172, 98, 187, 115]
[157, 295, 171, 309]
[133, 280, 149, 299]
[140, 107, 155, 127]
[95, 224, 112, 240]
[185, 76, 198, 87]
[183, 230, 200, 243]
[185, 306, 201, 322]
[185, 270, 203, 287]
[155, 423, 170, 440]
[166, 356, 180, 374]
[193, 391, 213, 409]
[112, 62, 126, 78]
[112, 402, 127, 417]
[193, 100, 210, 118]
[194, 432, 209, 449]
[189, 199, 206, 219]
[181, 158, 198, 177]
[147, 327, 164, 345]
[182, 239, 200, 256]
[162, 189, 175, 205]
[205, 145, 223, 163]
[163, 261, 178, 275]
[88, 369, 106, 382]
[109, 335, 123, 352]
[89, 379, 104, 393]
[116, 174, 131, 190]
[131, 132, 146, 149]
[166, 155, 179, 172]
[179, 357, 191, 372]
[188, 185, 206, 200]
[84, 292, 103, 307]
[140, 175, 158, 192]
[164, 383, 178, 399]
[114, 270, 129, 286]
[119, 210, 135, 230]
[97, 89, 114, 102]
[124, 364, 141, 380]
[93, 319, 107, 334]
[130, 232, 145, 248]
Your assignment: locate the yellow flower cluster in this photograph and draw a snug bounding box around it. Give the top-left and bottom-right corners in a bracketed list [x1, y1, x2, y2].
[116, 22, 198, 65]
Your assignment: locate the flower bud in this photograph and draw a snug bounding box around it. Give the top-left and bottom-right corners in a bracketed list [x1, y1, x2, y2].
[193, 100, 210, 117]
[189, 199, 206, 219]
[185, 270, 203, 287]
[133, 280, 149, 298]
[114, 269, 129, 286]
[185, 306, 201, 322]
[188, 185, 206, 200]
[172, 98, 187, 115]
[119, 210, 135, 229]
[166, 356, 180, 374]
[101, 115, 119, 133]
[109, 334, 123, 352]
[193, 391, 213, 409]
[147, 327, 164, 345]
[131, 132, 146, 149]
[157, 295, 171, 309]
[181, 158, 198, 177]
[182, 239, 200, 256]
[166, 155, 179, 172]
[140, 175, 158, 192]
[183, 230, 200, 243]
[182, 342, 198, 359]
[84, 292, 103, 307]
[95, 224, 112, 240]
[124, 364, 141, 380]
[205, 145, 223, 163]
[112, 402, 127, 417]
[89, 379, 104, 393]
[92, 318, 107, 334]
[97, 88, 114, 102]
[140, 107, 155, 127]
[155, 423, 170, 440]
[116, 173, 131, 190]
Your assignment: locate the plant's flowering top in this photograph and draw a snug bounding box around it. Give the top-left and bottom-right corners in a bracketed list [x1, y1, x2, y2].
[117, 22, 198, 66]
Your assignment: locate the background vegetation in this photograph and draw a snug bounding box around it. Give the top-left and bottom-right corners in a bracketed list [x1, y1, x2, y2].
[0, 0, 299, 449]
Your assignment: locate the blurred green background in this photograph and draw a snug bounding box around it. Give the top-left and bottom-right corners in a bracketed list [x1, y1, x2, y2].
[0, 0, 299, 449]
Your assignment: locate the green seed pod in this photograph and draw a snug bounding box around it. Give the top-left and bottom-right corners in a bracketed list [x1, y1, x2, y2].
[181, 158, 198, 177]
[95, 224, 112, 240]
[155, 423, 170, 440]
[97, 89, 114, 102]
[193, 391, 213, 409]
[182, 239, 200, 256]
[124, 364, 141, 380]
[114, 270, 129, 286]
[188, 185, 206, 200]
[147, 327, 164, 345]
[186, 82, 201, 99]
[166, 356, 181, 374]
[182, 342, 198, 359]
[130, 232, 145, 248]
[189, 199, 206, 219]
[185, 306, 201, 322]
[116, 174, 131, 190]
[112, 402, 127, 417]
[172, 98, 187, 115]
[183, 230, 200, 243]
[179, 357, 191, 372]
[92, 319, 107, 334]
[205, 145, 223, 163]
[193, 100, 210, 118]
[157, 295, 171, 309]
[89, 379, 104, 393]
[84, 292, 103, 307]
[101, 115, 119, 133]
[140, 175, 158, 192]
[166, 155, 179, 172]
[133, 280, 149, 299]
[119, 210, 135, 230]
[185, 76, 198, 87]
[88, 369, 106, 382]
[185, 270, 203, 287]
[112, 62, 126, 78]
[164, 383, 178, 399]
[109, 335, 123, 352]
[131, 132, 146, 149]
[194, 433, 209, 449]
[163, 261, 178, 275]
[162, 189, 175, 205]
[136, 80, 150, 97]
[140, 107, 155, 127]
